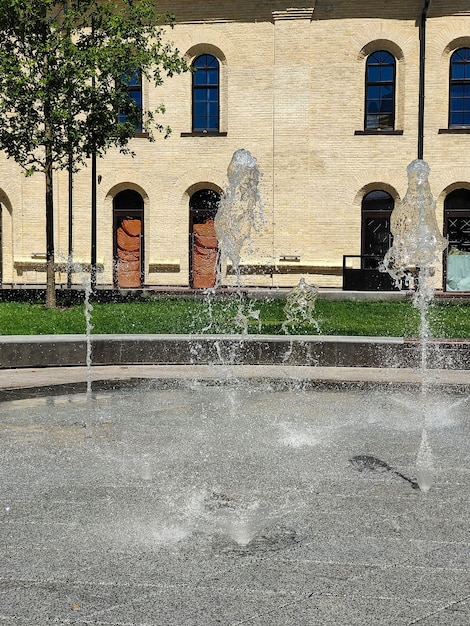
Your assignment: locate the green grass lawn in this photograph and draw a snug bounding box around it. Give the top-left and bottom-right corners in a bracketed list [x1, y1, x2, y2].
[0, 296, 468, 338]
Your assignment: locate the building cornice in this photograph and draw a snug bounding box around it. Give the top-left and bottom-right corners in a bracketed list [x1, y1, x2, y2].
[272, 6, 316, 22]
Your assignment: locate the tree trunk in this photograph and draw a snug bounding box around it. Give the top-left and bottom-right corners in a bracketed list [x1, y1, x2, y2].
[45, 130, 56, 309]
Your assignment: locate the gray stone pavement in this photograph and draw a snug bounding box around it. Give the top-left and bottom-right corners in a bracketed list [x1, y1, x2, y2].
[0, 365, 469, 624]
[1, 363, 470, 393]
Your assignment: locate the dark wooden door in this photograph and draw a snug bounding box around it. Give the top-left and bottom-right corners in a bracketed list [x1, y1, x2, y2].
[115, 214, 143, 288]
[191, 219, 218, 288]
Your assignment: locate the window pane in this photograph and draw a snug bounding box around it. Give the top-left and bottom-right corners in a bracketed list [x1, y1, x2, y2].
[193, 117, 206, 130]
[208, 102, 218, 116]
[453, 49, 466, 62]
[194, 55, 208, 69]
[208, 89, 219, 102]
[367, 85, 380, 100]
[207, 69, 219, 85]
[380, 66, 394, 82]
[451, 111, 463, 125]
[207, 117, 218, 130]
[131, 92, 142, 108]
[363, 190, 394, 211]
[366, 114, 379, 129]
[380, 84, 393, 98]
[377, 50, 395, 65]
[367, 66, 381, 82]
[194, 70, 208, 85]
[378, 113, 393, 128]
[380, 99, 393, 114]
[452, 63, 465, 80]
[194, 102, 207, 116]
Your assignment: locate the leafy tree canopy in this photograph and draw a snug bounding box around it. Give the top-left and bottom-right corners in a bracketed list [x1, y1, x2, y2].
[0, 0, 189, 175]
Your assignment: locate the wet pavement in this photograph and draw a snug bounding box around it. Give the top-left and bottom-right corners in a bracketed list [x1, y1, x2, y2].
[0, 366, 469, 625]
[1, 363, 470, 393]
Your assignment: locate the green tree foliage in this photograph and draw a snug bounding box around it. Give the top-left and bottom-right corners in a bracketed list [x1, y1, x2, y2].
[0, 0, 188, 306]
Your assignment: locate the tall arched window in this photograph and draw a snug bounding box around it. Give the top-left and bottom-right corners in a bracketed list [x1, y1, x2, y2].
[444, 188, 470, 291]
[361, 190, 394, 268]
[118, 69, 143, 132]
[449, 48, 470, 127]
[192, 54, 219, 132]
[365, 51, 396, 130]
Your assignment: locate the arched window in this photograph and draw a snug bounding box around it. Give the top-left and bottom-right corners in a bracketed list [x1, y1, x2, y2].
[444, 189, 470, 291]
[192, 54, 219, 132]
[365, 51, 396, 130]
[361, 190, 394, 268]
[449, 48, 470, 127]
[118, 69, 143, 132]
[444, 189, 470, 254]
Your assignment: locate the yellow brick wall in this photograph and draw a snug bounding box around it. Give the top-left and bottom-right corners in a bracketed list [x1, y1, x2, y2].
[0, 2, 469, 289]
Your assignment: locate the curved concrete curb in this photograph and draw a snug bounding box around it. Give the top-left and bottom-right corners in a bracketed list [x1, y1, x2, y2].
[0, 334, 468, 369]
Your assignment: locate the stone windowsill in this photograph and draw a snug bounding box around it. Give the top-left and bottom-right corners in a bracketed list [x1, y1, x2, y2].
[438, 128, 470, 134]
[354, 129, 404, 136]
[180, 131, 227, 137]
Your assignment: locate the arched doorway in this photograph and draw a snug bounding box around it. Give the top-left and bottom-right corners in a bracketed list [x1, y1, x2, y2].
[444, 188, 470, 291]
[189, 189, 220, 288]
[361, 190, 394, 268]
[0, 203, 3, 286]
[113, 190, 144, 288]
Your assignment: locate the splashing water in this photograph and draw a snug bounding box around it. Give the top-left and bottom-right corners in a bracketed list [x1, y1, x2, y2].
[415, 428, 434, 493]
[61, 256, 95, 398]
[232, 300, 261, 335]
[82, 274, 94, 399]
[382, 160, 448, 492]
[213, 500, 278, 546]
[282, 278, 320, 334]
[381, 160, 447, 297]
[215, 149, 264, 286]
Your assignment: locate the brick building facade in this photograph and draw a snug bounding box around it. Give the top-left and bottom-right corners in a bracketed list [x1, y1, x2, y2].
[1, 1, 470, 290]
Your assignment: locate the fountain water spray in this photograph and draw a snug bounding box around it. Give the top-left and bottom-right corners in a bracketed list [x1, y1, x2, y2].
[282, 278, 320, 334]
[196, 149, 265, 342]
[82, 274, 94, 399]
[214, 149, 264, 287]
[415, 428, 434, 493]
[61, 255, 95, 398]
[382, 160, 448, 492]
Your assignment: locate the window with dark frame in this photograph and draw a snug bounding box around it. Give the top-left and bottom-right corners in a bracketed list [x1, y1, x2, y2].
[118, 69, 143, 132]
[361, 190, 394, 269]
[364, 51, 396, 131]
[192, 54, 220, 132]
[449, 48, 470, 128]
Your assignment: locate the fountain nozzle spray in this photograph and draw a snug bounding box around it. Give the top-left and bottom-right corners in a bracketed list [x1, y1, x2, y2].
[382, 160, 448, 493]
